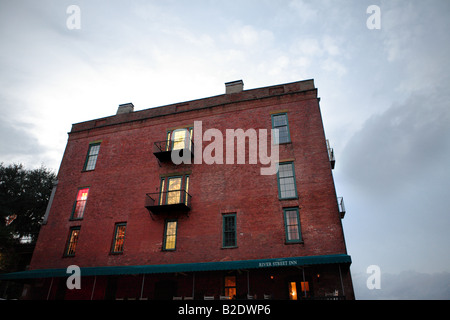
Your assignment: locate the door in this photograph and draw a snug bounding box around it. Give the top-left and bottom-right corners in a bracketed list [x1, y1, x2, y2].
[154, 280, 177, 300]
[104, 276, 118, 300]
[287, 279, 311, 300]
[288, 281, 298, 300]
[55, 278, 67, 300]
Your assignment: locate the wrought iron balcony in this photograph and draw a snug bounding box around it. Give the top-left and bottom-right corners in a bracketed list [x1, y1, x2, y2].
[328, 147, 335, 169]
[153, 140, 194, 163]
[337, 197, 346, 219]
[326, 140, 335, 169]
[145, 189, 192, 215]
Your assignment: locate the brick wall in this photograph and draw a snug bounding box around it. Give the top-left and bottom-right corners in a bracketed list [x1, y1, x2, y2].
[30, 80, 347, 272]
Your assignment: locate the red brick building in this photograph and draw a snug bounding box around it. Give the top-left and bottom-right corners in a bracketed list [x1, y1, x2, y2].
[0, 79, 354, 300]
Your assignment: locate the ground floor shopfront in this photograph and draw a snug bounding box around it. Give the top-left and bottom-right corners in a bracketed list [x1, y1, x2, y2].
[0, 254, 354, 300]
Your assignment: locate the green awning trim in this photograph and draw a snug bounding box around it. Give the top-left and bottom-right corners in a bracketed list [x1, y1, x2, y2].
[0, 254, 351, 280]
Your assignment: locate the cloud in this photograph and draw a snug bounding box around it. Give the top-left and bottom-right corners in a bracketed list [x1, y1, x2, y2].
[230, 24, 274, 48]
[339, 82, 450, 275]
[321, 57, 347, 77]
[382, 1, 450, 93]
[352, 271, 450, 300]
[0, 95, 49, 168]
[341, 89, 450, 197]
[288, 0, 319, 24]
[0, 116, 42, 160]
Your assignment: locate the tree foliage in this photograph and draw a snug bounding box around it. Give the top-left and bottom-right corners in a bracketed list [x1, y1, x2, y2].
[0, 163, 56, 246]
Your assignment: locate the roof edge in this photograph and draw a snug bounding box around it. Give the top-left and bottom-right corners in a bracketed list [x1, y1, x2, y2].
[69, 79, 317, 134]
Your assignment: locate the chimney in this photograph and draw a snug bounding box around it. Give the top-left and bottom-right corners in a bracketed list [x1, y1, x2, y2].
[225, 80, 244, 94]
[116, 103, 134, 115]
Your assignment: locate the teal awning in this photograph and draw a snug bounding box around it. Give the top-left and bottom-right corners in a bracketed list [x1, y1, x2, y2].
[0, 254, 351, 280]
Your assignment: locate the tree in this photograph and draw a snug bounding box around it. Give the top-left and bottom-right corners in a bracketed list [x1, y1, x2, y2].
[0, 163, 56, 272]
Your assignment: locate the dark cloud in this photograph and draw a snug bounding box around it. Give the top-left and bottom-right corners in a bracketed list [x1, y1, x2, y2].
[339, 86, 450, 274]
[342, 89, 450, 197]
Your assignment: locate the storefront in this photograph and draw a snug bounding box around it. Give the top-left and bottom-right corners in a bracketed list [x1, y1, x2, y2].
[0, 254, 353, 300]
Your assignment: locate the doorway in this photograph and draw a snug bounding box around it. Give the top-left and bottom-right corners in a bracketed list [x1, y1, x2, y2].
[286, 276, 312, 300]
[154, 280, 177, 300]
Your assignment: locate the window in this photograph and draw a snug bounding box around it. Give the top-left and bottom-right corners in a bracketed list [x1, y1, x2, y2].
[224, 276, 236, 299]
[167, 176, 182, 204]
[277, 162, 297, 199]
[71, 188, 89, 220]
[271, 113, 291, 144]
[300, 281, 310, 297]
[111, 223, 126, 253]
[158, 175, 190, 206]
[223, 214, 237, 248]
[283, 208, 302, 243]
[166, 128, 193, 151]
[65, 227, 80, 256]
[163, 220, 178, 251]
[83, 143, 101, 171]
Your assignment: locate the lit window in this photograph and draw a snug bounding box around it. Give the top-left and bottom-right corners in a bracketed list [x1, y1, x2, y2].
[301, 281, 310, 296]
[65, 227, 80, 256]
[71, 188, 89, 220]
[184, 176, 190, 206]
[163, 220, 177, 251]
[224, 276, 236, 299]
[158, 175, 190, 206]
[166, 128, 193, 151]
[271, 113, 291, 144]
[167, 176, 182, 205]
[83, 143, 101, 171]
[111, 223, 126, 253]
[277, 162, 297, 199]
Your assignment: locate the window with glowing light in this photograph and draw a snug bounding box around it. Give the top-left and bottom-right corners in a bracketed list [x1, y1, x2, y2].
[71, 188, 89, 220]
[158, 175, 190, 206]
[301, 281, 310, 296]
[163, 220, 178, 251]
[64, 226, 80, 257]
[111, 223, 126, 253]
[166, 128, 193, 151]
[224, 276, 236, 299]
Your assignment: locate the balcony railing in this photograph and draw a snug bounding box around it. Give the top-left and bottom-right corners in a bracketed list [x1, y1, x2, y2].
[337, 197, 346, 219]
[326, 140, 335, 169]
[153, 139, 194, 163]
[145, 189, 192, 215]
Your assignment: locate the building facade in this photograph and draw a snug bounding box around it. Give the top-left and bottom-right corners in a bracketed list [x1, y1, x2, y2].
[0, 79, 354, 300]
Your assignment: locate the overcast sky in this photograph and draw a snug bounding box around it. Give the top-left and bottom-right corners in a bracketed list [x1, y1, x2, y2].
[1, 0, 449, 299]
